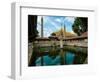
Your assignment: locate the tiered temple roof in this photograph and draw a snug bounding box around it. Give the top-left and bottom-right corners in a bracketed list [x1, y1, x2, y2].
[52, 28, 77, 38]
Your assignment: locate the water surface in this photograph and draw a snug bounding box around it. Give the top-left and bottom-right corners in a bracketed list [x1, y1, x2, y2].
[29, 46, 87, 66]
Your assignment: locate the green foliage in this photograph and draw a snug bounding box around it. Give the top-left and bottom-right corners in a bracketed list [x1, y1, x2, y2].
[72, 17, 88, 36]
[28, 15, 39, 42]
[51, 33, 56, 36]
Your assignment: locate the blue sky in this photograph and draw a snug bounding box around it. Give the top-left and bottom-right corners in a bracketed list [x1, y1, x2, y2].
[37, 16, 75, 37]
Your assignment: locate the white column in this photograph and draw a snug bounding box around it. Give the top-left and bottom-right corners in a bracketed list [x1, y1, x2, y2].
[60, 39, 63, 48]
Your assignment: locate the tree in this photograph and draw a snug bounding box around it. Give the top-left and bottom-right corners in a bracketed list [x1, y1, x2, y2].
[72, 17, 88, 36]
[28, 15, 38, 42]
[51, 33, 56, 36]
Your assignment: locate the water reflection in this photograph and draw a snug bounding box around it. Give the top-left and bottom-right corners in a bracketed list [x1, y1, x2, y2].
[65, 52, 75, 64]
[29, 47, 87, 66]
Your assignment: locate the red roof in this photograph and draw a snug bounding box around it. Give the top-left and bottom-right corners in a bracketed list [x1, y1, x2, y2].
[81, 32, 88, 37]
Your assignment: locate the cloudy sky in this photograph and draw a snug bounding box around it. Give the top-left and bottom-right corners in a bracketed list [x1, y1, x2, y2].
[37, 15, 75, 37]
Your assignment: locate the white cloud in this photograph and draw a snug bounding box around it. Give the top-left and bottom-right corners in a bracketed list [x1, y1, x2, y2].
[70, 30, 77, 35]
[44, 27, 53, 34]
[50, 22, 59, 31]
[37, 24, 41, 37]
[37, 16, 76, 37]
[44, 17, 60, 31]
[65, 17, 75, 23]
[55, 18, 61, 23]
[37, 17, 54, 37]
[37, 16, 42, 24]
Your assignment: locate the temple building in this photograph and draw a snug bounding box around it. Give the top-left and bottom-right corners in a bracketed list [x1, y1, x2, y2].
[50, 28, 87, 47]
[52, 28, 76, 38]
[31, 16, 88, 48]
[65, 31, 88, 47]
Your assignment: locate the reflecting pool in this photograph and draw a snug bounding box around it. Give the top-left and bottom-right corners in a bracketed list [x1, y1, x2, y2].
[29, 46, 87, 66]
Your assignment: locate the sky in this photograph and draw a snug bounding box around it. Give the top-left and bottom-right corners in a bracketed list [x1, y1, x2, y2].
[37, 15, 75, 37]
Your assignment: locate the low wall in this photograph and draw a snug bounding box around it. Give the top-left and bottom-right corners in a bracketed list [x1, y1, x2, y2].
[34, 40, 87, 47]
